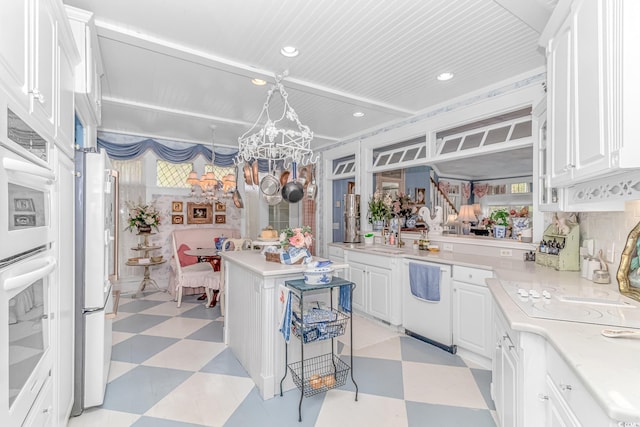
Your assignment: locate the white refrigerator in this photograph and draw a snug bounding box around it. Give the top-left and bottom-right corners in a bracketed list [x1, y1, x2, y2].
[73, 148, 118, 414]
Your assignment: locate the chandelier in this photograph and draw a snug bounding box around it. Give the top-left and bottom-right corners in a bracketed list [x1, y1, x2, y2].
[187, 129, 223, 204]
[237, 72, 316, 166]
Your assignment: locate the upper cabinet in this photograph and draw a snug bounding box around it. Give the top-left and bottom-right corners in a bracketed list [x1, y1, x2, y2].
[541, 0, 640, 187]
[66, 6, 103, 127]
[0, 0, 79, 157]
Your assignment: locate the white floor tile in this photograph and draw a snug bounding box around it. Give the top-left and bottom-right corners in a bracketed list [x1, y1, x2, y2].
[144, 372, 254, 426]
[339, 315, 401, 351]
[315, 389, 407, 427]
[141, 316, 213, 338]
[142, 339, 226, 371]
[339, 336, 402, 361]
[111, 331, 135, 346]
[402, 361, 488, 409]
[67, 408, 140, 427]
[108, 360, 137, 383]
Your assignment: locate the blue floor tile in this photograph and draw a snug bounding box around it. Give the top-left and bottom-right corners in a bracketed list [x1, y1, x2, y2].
[112, 334, 179, 364]
[400, 336, 467, 367]
[187, 320, 223, 342]
[102, 365, 193, 414]
[113, 313, 171, 333]
[338, 355, 403, 399]
[406, 400, 496, 427]
[200, 347, 250, 377]
[118, 298, 165, 313]
[223, 387, 324, 427]
[471, 368, 496, 410]
[180, 303, 222, 320]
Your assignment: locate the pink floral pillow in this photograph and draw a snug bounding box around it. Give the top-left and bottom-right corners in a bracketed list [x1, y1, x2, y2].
[177, 244, 197, 267]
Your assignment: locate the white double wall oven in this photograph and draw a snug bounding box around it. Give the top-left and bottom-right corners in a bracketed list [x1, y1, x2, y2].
[0, 99, 57, 426]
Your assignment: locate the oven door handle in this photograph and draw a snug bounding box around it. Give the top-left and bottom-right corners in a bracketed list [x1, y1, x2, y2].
[3, 156, 56, 181]
[3, 256, 57, 292]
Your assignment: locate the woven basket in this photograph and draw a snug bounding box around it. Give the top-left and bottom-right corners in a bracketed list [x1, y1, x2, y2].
[265, 251, 304, 264]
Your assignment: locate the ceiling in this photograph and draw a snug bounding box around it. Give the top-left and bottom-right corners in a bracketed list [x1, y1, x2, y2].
[62, 0, 554, 158]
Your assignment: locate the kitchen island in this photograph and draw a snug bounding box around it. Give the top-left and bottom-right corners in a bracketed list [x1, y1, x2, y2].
[220, 250, 348, 399]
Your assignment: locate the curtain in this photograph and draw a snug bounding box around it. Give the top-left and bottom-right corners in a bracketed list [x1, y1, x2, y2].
[112, 159, 145, 279]
[97, 136, 238, 166]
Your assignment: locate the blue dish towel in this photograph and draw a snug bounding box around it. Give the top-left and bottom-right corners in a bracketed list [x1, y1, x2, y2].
[409, 262, 441, 302]
[279, 288, 292, 343]
[339, 284, 351, 313]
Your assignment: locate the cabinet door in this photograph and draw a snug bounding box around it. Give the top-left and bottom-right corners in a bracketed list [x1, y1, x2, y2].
[571, 0, 609, 181]
[548, 16, 573, 186]
[349, 262, 366, 313]
[0, 0, 29, 104]
[31, 0, 56, 131]
[500, 342, 518, 427]
[367, 265, 390, 321]
[453, 281, 492, 358]
[545, 376, 581, 427]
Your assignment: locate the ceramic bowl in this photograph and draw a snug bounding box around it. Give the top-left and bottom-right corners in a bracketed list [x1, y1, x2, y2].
[303, 267, 334, 285]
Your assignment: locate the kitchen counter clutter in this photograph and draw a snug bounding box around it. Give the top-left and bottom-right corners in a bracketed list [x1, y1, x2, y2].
[329, 242, 640, 425]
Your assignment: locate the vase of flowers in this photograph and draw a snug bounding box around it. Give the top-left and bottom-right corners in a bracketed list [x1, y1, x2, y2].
[125, 201, 161, 233]
[368, 190, 392, 230]
[390, 192, 413, 230]
[272, 226, 313, 264]
[489, 208, 510, 239]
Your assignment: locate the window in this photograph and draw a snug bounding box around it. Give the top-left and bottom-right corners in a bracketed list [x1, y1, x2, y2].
[156, 160, 192, 188]
[156, 161, 235, 188]
[269, 200, 290, 232]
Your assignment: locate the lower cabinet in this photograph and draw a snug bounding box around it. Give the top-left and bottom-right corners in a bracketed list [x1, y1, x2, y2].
[349, 261, 391, 322]
[452, 266, 493, 362]
[493, 305, 520, 427]
[345, 250, 399, 325]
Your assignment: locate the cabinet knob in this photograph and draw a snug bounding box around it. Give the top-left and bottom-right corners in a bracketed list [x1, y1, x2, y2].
[560, 383, 572, 391]
[537, 393, 549, 401]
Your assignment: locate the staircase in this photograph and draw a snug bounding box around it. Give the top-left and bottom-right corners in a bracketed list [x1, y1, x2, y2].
[430, 176, 458, 223]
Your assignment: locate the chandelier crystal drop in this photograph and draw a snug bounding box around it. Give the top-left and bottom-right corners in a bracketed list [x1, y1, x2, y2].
[237, 72, 317, 167]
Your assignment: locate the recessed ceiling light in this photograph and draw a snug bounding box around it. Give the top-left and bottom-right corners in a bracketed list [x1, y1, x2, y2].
[437, 72, 454, 81]
[353, 111, 365, 117]
[281, 46, 299, 57]
[251, 78, 267, 86]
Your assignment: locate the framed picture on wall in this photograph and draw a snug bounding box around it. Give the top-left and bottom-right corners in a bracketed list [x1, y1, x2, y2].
[215, 201, 226, 212]
[215, 214, 226, 224]
[415, 188, 426, 205]
[187, 202, 213, 224]
[172, 201, 183, 212]
[171, 215, 184, 224]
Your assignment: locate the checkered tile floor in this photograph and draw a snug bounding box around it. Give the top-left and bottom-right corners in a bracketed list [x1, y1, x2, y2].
[69, 291, 497, 427]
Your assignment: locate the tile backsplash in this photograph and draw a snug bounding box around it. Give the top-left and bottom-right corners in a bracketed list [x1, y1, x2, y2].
[575, 200, 640, 271]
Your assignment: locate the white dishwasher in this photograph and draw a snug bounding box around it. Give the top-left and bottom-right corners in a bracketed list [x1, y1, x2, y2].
[402, 259, 455, 353]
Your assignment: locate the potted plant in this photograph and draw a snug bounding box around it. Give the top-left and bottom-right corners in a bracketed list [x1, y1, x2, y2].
[490, 208, 510, 238]
[367, 190, 392, 230]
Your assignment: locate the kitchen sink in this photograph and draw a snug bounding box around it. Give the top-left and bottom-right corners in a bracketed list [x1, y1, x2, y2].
[368, 247, 405, 255]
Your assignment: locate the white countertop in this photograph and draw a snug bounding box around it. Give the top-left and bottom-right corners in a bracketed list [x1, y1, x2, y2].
[220, 250, 348, 277]
[331, 242, 640, 422]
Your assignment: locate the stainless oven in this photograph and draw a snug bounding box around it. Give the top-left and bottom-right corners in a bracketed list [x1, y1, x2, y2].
[0, 249, 57, 426]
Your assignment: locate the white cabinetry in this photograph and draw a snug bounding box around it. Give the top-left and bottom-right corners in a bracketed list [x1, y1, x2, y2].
[0, 0, 29, 104]
[542, 0, 640, 187]
[452, 266, 493, 363]
[53, 147, 75, 425]
[542, 343, 617, 427]
[493, 305, 520, 427]
[345, 251, 398, 325]
[328, 246, 346, 279]
[66, 6, 103, 127]
[534, 97, 562, 212]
